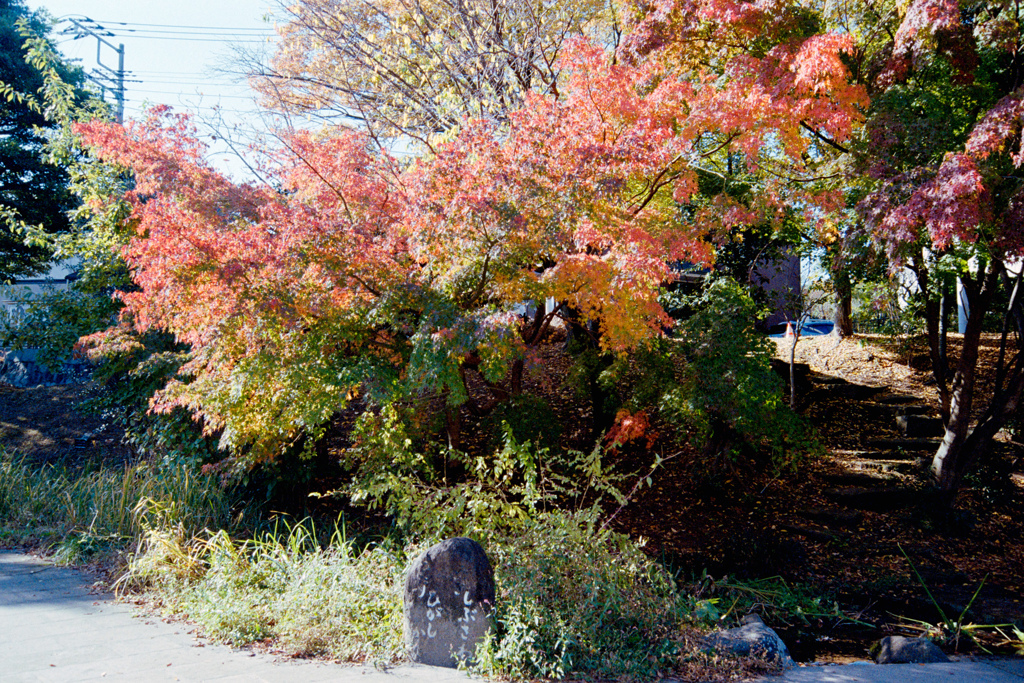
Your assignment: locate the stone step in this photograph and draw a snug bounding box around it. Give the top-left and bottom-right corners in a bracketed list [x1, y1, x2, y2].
[797, 507, 864, 526]
[779, 524, 837, 542]
[824, 485, 919, 511]
[771, 360, 811, 387]
[823, 470, 902, 487]
[857, 402, 932, 417]
[809, 383, 888, 401]
[832, 448, 921, 461]
[896, 414, 945, 438]
[811, 375, 848, 385]
[874, 394, 922, 405]
[835, 458, 921, 475]
[865, 437, 942, 451]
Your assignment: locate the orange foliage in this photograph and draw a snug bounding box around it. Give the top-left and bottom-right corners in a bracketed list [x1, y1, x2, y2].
[73, 18, 866, 459]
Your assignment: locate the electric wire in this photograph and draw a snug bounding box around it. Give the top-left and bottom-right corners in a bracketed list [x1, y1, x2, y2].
[75, 19, 276, 32]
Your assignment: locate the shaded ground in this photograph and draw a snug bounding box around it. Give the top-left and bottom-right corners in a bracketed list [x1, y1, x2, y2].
[609, 333, 1024, 662]
[0, 382, 126, 464]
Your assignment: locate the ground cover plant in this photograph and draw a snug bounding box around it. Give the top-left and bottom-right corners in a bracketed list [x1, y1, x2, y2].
[0, 425, 805, 680]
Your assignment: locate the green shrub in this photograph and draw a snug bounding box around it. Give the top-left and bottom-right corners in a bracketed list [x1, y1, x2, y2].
[122, 501, 706, 678]
[0, 284, 119, 373]
[670, 278, 815, 469]
[601, 278, 817, 472]
[481, 394, 562, 451]
[476, 509, 688, 680]
[83, 329, 224, 469]
[333, 420, 721, 679]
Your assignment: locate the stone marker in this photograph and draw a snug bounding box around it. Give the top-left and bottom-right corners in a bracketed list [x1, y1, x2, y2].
[875, 635, 949, 664]
[404, 537, 495, 668]
[705, 613, 796, 668]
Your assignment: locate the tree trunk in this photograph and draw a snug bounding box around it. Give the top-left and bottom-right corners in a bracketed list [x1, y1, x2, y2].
[938, 277, 952, 371]
[562, 305, 617, 439]
[788, 325, 800, 407]
[930, 263, 1001, 495]
[913, 256, 952, 422]
[834, 270, 853, 337]
[933, 267, 1024, 495]
[510, 358, 524, 396]
[445, 405, 461, 452]
[932, 369, 1024, 494]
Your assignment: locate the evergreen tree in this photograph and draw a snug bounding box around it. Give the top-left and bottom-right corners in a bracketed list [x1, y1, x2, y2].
[0, 0, 85, 280]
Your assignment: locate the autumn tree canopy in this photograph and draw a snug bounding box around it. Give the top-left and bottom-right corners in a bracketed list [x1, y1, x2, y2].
[251, 0, 619, 149]
[70, 0, 869, 470]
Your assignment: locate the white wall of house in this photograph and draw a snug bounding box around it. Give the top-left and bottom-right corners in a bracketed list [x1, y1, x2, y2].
[1, 261, 77, 323]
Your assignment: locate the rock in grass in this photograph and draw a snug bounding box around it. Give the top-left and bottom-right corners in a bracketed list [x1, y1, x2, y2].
[875, 635, 949, 664]
[705, 614, 796, 668]
[403, 537, 494, 667]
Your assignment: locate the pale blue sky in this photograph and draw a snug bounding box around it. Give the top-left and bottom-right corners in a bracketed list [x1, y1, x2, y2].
[27, 0, 281, 177]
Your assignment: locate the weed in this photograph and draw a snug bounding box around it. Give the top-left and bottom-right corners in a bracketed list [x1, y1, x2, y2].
[686, 574, 865, 630]
[994, 625, 1024, 655]
[895, 544, 1012, 652]
[473, 508, 690, 681]
[121, 515, 406, 661]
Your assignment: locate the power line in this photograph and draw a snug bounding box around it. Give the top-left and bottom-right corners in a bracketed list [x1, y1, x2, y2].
[122, 105, 265, 116]
[129, 88, 259, 101]
[77, 19, 276, 33]
[130, 81, 248, 88]
[128, 69, 218, 75]
[102, 28, 272, 37]
[59, 18, 125, 122]
[99, 28, 274, 37]
[88, 35, 271, 43]
[127, 76, 244, 83]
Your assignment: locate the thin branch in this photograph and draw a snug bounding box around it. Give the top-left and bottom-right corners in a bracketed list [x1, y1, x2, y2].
[800, 121, 850, 154]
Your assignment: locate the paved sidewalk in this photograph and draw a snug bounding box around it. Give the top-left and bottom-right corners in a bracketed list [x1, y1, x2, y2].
[3, 549, 1023, 683]
[757, 658, 1024, 682]
[0, 550, 471, 683]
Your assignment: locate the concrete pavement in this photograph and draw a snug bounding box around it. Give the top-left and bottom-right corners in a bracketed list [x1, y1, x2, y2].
[2, 549, 1023, 682]
[0, 550, 471, 683]
[758, 658, 1024, 682]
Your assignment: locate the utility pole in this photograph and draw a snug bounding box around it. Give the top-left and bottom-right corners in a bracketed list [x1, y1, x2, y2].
[59, 17, 125, 123]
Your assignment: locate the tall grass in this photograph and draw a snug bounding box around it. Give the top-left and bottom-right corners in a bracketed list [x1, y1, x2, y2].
[121, 515, 407, 662]
[0, 448, 232, 562]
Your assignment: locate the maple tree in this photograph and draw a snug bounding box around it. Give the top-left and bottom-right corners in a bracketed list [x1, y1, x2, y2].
[71, 0, 867, 469]
[852, 0, 1024, 496]
[251, 0, 618, 149]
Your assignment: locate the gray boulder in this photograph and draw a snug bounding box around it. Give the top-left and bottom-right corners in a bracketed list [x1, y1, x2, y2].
[705, 614, 795, 667]
[403, 537, 495, 668]
[875, 635, 949, 664]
